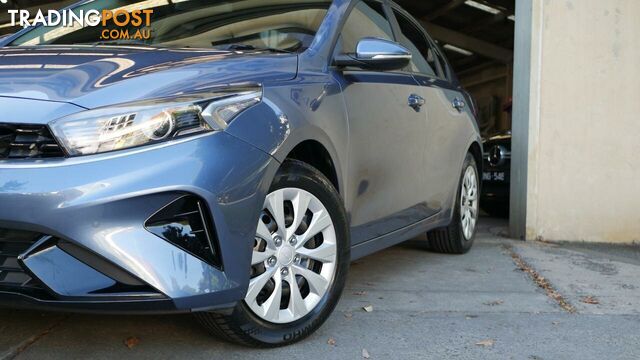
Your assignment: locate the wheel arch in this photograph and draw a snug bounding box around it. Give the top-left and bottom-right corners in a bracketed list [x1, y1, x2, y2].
[442, 140, 484, 226]
[468, 141, 483, 177]
[284, 140, 341, 195]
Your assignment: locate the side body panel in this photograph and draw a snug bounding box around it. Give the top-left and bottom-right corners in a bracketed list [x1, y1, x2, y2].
[259, 0, 482, 257]
[413, 75, 480, 218]
[334, 71, 435, 244]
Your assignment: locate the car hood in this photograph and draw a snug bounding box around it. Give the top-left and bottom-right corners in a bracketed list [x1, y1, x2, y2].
[0, 45, 298, 109]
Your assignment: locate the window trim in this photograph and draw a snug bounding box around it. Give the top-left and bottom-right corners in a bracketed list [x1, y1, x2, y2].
[328, 0, 400, 72]
[388, 3, 452, 82]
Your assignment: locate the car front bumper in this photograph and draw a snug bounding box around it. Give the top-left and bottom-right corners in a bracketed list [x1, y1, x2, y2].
[0, 132, 279, 313]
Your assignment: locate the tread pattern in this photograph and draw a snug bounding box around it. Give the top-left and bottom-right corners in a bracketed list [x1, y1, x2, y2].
[195, 311, 262, 347]
[427, 225, 463, 254]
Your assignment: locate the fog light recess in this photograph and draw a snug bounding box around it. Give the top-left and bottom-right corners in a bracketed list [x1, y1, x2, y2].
[145, 196, 221, 268]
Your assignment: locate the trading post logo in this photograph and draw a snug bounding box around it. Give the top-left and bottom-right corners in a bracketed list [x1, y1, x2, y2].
[4, 7, 154, 41]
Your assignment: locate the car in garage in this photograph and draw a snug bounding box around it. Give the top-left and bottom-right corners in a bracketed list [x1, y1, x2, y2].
[0, 0, 481, 347]
[481, 132, 511, 217]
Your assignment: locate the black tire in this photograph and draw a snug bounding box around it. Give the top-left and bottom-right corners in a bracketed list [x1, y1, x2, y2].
[426, 152, 479, 254]
[196, 160, 350, 347]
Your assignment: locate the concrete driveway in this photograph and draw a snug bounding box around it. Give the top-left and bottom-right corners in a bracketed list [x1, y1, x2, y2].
[1, 218, 639, 360]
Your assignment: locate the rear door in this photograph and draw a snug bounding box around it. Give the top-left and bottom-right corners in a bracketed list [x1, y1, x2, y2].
[333, 0, 434, 244]
[390, 6, 474, 214]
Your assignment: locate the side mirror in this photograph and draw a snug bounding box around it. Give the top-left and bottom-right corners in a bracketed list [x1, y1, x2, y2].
[334, 37, 412, 71]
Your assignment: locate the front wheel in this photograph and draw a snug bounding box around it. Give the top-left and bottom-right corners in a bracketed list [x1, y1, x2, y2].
[426, 152, 480, 254]
[196, 160, 349, 347]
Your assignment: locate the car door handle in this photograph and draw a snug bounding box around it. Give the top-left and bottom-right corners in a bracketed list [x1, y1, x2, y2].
[452, 98, 466, 112]
[408, 94, 425, 112]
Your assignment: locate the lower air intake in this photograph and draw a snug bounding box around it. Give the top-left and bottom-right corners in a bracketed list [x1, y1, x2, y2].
[0, 229, 47, 296]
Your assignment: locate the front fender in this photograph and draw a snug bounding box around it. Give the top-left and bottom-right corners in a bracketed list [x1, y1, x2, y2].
[225, 78, 349, 197]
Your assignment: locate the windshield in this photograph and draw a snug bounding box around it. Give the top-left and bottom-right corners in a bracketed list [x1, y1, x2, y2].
[9, 0, 330, 52]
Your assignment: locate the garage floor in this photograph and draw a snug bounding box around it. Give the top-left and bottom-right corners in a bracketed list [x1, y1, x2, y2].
[1, 218, 639, 360]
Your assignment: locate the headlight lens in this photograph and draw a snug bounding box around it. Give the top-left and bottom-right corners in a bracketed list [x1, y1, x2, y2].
[50, 89, 262, 156]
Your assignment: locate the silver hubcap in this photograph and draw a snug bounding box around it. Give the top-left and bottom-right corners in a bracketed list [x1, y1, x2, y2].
[460, 165, 479, 240]
[245, 188, 337, 324]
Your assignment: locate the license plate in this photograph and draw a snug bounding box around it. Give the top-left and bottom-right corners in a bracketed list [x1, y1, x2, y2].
[483, 171, 506, 182]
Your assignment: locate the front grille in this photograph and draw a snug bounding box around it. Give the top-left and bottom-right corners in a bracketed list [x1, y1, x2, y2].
[0, 229, 44, 291]
[0, 123, 65, 159]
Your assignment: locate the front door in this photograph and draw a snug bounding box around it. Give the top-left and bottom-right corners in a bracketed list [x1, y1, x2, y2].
[333, 0, 434, 244]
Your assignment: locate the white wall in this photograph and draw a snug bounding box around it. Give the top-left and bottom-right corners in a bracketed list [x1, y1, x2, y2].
[522, 0, 640, 243]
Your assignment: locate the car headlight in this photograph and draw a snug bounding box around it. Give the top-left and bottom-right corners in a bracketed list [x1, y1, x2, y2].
[50, 88, 262, 156]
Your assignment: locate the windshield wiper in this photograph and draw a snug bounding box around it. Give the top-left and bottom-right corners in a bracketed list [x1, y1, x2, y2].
[213, 43, 291, 53]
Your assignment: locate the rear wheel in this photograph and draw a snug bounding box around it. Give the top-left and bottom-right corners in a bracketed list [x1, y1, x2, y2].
[427, 152, 479, 254]
[196, 160, 349, 347]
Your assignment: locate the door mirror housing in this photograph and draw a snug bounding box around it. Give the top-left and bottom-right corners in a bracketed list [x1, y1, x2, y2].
[334, 38, 412, 71]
